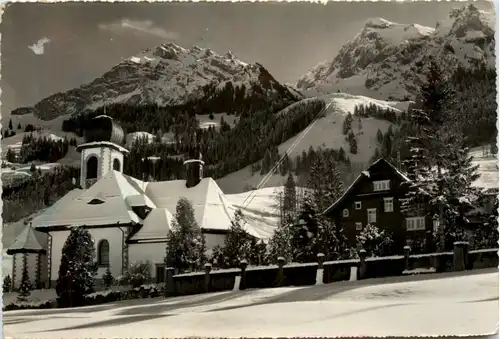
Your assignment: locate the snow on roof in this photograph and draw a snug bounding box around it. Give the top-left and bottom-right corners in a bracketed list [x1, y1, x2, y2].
[145, 177, 234, 232]
[76, 141, 129, 154]
[33, 171, 143, 228]
[6, 224, 46, 254]
[130, 208, 174, 241]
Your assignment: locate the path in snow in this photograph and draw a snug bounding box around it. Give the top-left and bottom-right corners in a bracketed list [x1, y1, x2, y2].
[3, 269, 498, 338]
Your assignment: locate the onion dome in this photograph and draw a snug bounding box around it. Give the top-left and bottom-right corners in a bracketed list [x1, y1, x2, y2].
[84, 115, 125, 145]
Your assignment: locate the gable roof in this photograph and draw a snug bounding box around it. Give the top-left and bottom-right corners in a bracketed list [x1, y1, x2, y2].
[323, 158, 411, 215]
[129, 208, 174, 241]
[33, 170, 146, 229]
[6, 224, 46, 254]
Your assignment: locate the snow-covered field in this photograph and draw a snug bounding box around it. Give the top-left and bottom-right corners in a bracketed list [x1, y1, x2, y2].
[3, 269, 498, 338]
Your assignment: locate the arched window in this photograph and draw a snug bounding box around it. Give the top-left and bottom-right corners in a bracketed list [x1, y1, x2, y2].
[86, 156, 98, 179]
[113, 158, 121, 171]
[342, 208, 349, 218]
[97, 240, 110, 266]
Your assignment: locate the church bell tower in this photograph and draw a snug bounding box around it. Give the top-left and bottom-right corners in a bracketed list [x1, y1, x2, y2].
[76, 115, 129, 189]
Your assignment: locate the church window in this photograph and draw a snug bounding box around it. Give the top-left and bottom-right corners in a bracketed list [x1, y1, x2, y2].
[113, 158, 121, 171]
[86, 156, 98, 179]
[97, 240, 110, 266]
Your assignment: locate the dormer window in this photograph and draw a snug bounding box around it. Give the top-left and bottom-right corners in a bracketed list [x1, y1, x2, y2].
[88, 198, 105, 205]
[342, 209, 349, 218]
[373, 180, 390, 192]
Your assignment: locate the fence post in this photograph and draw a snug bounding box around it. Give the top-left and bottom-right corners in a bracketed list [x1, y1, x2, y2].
[164, 267, 175, 297]
[358, 249, 367, 279]
[453, 242, 466, 271]
[316, 253, 325, 285]
[239, 259, 248, 291]
[403, 245, 411, 272]
[204, 263, 212, 293]
[463, 242, 470, 270]
[277, 257, 285, 287]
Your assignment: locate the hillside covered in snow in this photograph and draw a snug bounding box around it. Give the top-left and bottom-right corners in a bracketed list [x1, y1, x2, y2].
[296, 4, 495, 100]
[217, 93, 411, 193]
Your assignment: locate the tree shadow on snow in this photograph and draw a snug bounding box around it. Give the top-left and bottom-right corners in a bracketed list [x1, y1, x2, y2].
[35, 314, 170, 332]
[117, 290, 258, 316]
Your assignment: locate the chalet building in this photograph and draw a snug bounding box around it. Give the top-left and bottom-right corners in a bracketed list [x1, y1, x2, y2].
[323, 158, 498, 254]
[323, 159, 423, 253]
[5, 115, 268, 290]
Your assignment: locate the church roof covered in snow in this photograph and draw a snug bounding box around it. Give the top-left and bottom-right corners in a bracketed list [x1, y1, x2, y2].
[6, 224, 46, 254]
[31, 170, 238, 236]
[129, 208, 174, 241]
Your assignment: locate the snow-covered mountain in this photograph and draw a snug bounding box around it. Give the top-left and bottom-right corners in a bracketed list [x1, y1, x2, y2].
[296, 4, 495, 100]
[12, 42, 300, 120]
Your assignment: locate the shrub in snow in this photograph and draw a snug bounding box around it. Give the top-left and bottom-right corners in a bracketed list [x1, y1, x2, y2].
[56, 227, 98, 308]
[3, 274, 12, 293]
[102, 267, 114, 288]
[17, 264, 32, 302]
[127, 261, 152, 288]
[4, 300, 55, 311]
[356, 224, 394, 257]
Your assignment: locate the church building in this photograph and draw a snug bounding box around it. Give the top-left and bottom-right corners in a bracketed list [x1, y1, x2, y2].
[7, 115, 264, 289]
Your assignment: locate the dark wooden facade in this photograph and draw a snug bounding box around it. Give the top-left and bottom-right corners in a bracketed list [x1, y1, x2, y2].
[324, 158, 434, 254]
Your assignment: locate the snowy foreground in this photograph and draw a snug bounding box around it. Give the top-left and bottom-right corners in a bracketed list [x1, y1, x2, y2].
[3, 269, 499, 338]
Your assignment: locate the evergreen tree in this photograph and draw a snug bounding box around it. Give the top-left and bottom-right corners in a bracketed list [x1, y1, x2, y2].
[56, 227, 97, 307]
[212, 209, 253, 268]
[314, 217, 341, 261]
[402, 59, 481, 249]
[3, 274, 12, 293]
[102, 267, 114, 289]
[17, 122, 22, 130]
[165, 197, 205, 273]
[348, 132, 358, 154]
[9, 118, 13, 130]
[267, 224, 294, 264]
[5, 148, 16, 163]
[377, 129, 384, 144]
[307, 153, 345, 213]
[283, 173, 297, 221]
[17, 261, 32, 302]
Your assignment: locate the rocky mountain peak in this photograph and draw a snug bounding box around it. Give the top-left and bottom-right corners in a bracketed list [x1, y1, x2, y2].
[296, 4, 495, 101]
[12, 42, 298, 120]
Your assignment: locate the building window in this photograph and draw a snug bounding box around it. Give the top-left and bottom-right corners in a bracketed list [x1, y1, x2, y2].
[367, 208, 377, 223]
[406, 217, 426, 231]
[86, 156, 98, 180]
[383, 197, 394, 212]
[343, 209, 349, 218]
[355, 222, 363, 231]
[97, 240, 110, 266]
[113, 158, 121, 171]
[373, 180, 390, 192]
[355, 201, 362, 210]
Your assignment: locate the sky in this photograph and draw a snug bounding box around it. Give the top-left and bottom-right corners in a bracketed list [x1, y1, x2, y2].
[0, 0, 495, 117]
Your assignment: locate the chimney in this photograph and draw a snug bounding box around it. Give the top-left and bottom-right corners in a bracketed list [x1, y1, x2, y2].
[184, 131, 205, 188]
[184, 156, 204, 188]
